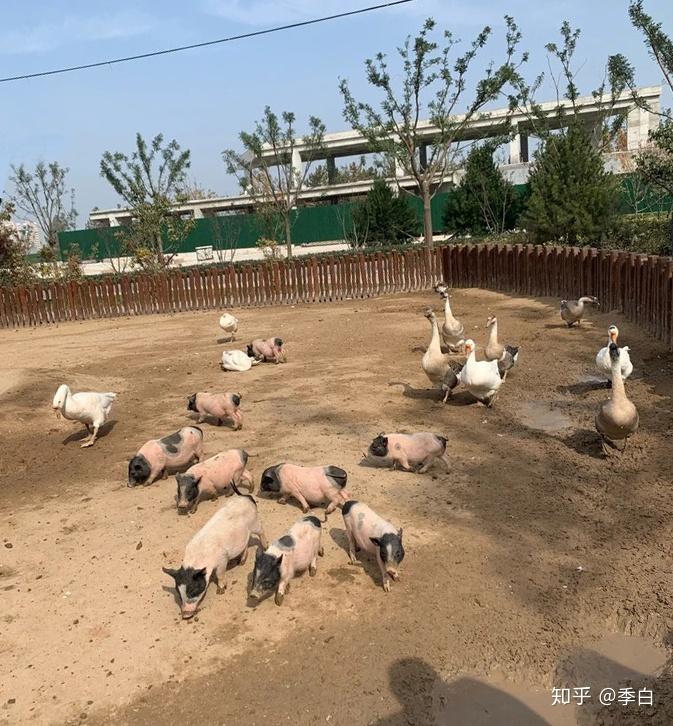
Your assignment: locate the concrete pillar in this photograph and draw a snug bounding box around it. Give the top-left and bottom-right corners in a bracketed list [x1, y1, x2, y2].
[291, 149, 303, 187]
[627, 106, 657, 150]
[326, 156, 337, 184]
[509, 132, 529, 164]
[394, 158, 406, 178]
[108, 215, 119, 227]
[193, 207, 204, 219]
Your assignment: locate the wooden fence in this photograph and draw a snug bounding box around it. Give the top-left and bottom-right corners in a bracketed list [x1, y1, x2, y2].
[1, 244, 672, 349]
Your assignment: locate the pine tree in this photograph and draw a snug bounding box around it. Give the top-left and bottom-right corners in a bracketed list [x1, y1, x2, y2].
[444, 142, 526, 235]
[524, 124, 620, 244]
[349, 179, 419, 247]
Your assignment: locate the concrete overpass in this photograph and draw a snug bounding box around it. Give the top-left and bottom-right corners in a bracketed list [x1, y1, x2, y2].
[89, 86, 661, 228]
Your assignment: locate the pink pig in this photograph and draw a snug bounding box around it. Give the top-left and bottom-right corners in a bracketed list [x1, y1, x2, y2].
[249, 515, 324, 605]
[342, 500, 405, 592]
[187, 391, 243, 429]
[163, 483, 268, 619]
[175, 449, 254, 514]
[260, 463, 349, 518]
[367, 432, 450, 473]
[247, 337, 285, 363]
[128, 426, 204, 487]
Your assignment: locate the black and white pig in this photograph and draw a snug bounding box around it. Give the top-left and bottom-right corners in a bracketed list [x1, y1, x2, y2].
[187, 392, 243, 429]
[367, 432, 449, 473]
[162, 483, 268, 619]
[342, 500, 405, 592]
[249, 515, 324, 606]
[175, 449, 253, 514]
[247, 337, 285, 363]
[128, 426, 204, 487]
[260, 463, 349, 519]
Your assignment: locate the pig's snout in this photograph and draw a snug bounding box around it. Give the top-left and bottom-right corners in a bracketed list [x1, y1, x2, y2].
[177, 505, 190, 516]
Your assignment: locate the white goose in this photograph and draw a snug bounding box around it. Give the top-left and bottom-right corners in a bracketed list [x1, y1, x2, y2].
[596, 325, 633, 384]
[435, 284, 464, 347]
[52, 384, 116, 447]
[458, 339, 502, 407]
[221, 349, 260, 372]
[219, 313, 239, 342]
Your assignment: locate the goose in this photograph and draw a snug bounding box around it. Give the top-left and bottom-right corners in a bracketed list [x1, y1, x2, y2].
[484, 315, 520, 379]
[458, 339, 502, 407]
[434, 284, 465, 347]
[218, 313, 239, 341]
[221, 349, 260, 372]
[52, 384, 116, 448]
[595, 342, 639, 455]
[596, 325, 633, 385]
[422, 309, 461, 402]
[560, 296, 599, 327]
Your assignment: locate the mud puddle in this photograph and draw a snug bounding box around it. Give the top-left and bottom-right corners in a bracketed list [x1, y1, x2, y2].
[519, 401, 573, 432]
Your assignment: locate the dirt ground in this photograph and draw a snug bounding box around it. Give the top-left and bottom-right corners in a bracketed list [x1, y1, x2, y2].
[2, 288, 673, 726]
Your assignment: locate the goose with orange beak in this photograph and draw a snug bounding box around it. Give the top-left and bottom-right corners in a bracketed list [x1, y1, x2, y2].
[458, 339, 503, 407]
[596, 325, 633, 385]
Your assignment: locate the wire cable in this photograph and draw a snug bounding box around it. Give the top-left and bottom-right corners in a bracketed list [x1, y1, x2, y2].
[0, 0, 413, 84]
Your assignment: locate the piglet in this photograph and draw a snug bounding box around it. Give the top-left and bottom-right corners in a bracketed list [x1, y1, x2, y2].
[249, 515, 323, 606]
[187, 391, 243, 429]
[367, 432, 449, 473]
[176, 449, 253, 514]
[260, 463, 349, 519]
[342, 500, 405, 592]
[163, 483, 268, 619]
[247, 337, 285, 363]
[128, 426, 204, 487]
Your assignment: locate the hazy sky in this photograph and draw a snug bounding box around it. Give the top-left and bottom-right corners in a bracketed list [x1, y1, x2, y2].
[1, 0, 671, 226]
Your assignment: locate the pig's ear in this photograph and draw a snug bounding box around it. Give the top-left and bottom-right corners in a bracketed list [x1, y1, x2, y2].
[397, 528, 404, 538]
[275, 554, 283, 567]
[162, 566, 179, 580]
[370, 537, 381, 547]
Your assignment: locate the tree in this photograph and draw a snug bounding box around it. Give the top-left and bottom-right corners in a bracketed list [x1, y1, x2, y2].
[339, 16, 527, 256]
[0, 200, 35, 286]
[100, 133, 192, 270]
[524, 123, 620, 244]
[348, 179, 419, 248]
[628, 1, 673, 98]
[8, 161, 77, 252]
[508, 23, 633, 245]
[223, 107, 325, 258]
[444, 140, 525, 235]
[628, 2, 673, 250]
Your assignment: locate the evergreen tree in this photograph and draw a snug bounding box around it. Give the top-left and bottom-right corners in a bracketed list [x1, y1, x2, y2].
[349, 179, 419, 247]
[444, 141, 525, 235]
[524, 124, 620, 244]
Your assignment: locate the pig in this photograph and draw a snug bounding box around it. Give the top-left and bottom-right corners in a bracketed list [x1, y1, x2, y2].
[342, 500, 405, 593]
[128, 426, 204, 487]
[249, 515, 324, 606]
[162, 482, 268, 619]
[260, 463, 349, 519]
[187, 391, 243, 430]
[175, 449, 254, 514]
[247, 337, 285, 363]
[366, 432, 450, 473]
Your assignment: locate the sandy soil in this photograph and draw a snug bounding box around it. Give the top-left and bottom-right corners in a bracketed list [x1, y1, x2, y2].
[1, 289, 673, 726]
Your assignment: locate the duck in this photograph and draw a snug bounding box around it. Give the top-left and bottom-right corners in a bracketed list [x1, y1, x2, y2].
[422, 309, 461, 402]
[484, 315, 520, 379]
[595, 342, 639, 455]
[458, 339, 502, 407]
[221, 349, 260, 372]
[52, 384, 116, 448]
[434, 284, 465, 347]
[596, 325, 633, 385]
[219, 313, 239, 341]
[560, 296, 599, 327]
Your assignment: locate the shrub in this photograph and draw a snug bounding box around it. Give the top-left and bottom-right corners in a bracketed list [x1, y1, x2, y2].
[348, 179, 418, 248]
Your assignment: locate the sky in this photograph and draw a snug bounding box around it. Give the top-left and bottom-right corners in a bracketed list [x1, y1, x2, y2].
[1, 0, 672, 228]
